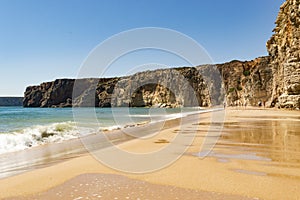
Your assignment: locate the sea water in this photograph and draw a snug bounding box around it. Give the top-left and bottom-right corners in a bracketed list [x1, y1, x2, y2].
[0, 106, 200, 154]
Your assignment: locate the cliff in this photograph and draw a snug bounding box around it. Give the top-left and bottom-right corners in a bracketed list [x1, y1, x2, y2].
[24, 68, 212, 108]
[23, 0, 300, 109]
[23, 79, 75, 107]
[0, 97, 23, 106]
[216, 57, 273, 106]
[23, 58, 273, 108]
[267, 0, 300, 108]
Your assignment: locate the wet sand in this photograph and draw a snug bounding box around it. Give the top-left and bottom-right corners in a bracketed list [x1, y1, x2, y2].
[9, 173, 254, 200]
[0, 107, 300, 200]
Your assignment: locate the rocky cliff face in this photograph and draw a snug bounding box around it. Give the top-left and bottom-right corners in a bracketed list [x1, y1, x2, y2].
[23, 79, 75, 107]
[23, 59, 273, 108]
[111, 67, 211, 107]
[23, 78, 114, 108]
[217, 57, 273, 107]
[24, 68, 211, 108]
[267, 0, 300, 108]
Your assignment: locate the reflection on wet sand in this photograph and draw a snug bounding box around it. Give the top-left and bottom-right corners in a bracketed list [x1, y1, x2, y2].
[218, 119, 300, 165]
[191, 110, 300, 184]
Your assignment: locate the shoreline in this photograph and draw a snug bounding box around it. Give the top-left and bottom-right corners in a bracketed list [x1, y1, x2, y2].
[0, 108, 299, 199]
[0, 106, 214, 156]
[0, 107, 219, 180]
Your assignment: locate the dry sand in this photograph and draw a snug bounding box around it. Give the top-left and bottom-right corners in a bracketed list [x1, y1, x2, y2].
[0, 107, 299, 200]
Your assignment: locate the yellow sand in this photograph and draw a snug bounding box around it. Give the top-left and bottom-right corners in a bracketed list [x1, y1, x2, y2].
[0, 107, 299, 200]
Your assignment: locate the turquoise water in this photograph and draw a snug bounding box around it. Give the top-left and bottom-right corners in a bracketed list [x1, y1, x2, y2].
[0, 106, 199, 154]
[0, 106, 187, 132]
[0, 107, 74, 132]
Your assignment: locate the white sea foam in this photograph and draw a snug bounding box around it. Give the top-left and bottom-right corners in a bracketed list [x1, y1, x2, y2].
[0, 108, 220, 155]
[0, 122, 81, 154]
[0, 121, 136, 154]
[98, 125, 122, 131]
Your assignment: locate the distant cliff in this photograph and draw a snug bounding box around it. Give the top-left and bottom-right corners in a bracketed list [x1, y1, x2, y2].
[23, 68, 212, 108]
[0, 97, 23, 106]
[23, 58, 273, 108]
[21, 56, 292, 109]
[23, 0, 300, 109]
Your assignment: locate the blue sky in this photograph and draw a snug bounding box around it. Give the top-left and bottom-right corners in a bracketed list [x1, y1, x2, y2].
[0, 0, 285, 96]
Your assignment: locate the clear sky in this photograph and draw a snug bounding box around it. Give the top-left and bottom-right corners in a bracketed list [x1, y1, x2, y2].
[0, 0, 285, 96]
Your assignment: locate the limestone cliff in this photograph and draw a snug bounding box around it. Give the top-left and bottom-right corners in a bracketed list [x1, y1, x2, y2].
[23, 79, 75, 107]
[23, 68, 211, 108]
[217, 57, 273, 106]
[23, 59, 273, 108]
[111, 67, 211, 107]
[23, 78, 114, 108]
[267, 0, 300, 108]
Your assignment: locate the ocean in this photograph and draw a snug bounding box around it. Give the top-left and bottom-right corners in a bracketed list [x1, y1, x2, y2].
[0, 106, 201, 155]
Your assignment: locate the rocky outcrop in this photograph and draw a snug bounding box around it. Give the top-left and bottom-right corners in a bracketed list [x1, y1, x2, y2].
[0, 97, 23, 106]
[21, 56, 288, 109]
[23, 78, 113, 108]
[24, 59, 274, 108]
[216, 57, 273, 107]
[267, 0, 300, 109]
[23, 79, 75, 107]
[111, 67, 211, 107]
[24, 68, 211, 108]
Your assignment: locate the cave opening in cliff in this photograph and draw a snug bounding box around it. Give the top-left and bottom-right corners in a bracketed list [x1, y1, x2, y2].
[130, 83, 176, 107]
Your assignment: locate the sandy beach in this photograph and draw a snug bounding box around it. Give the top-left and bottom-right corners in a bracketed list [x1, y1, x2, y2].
[0, 107, 299, 200]
[0, 0, 299, 199]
